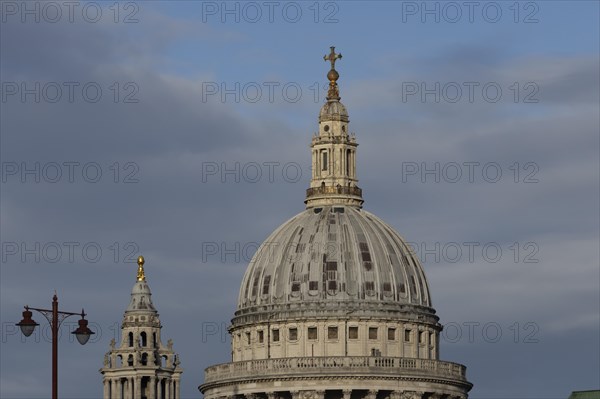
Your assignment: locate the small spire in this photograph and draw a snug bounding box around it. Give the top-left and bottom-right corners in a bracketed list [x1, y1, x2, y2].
[136, 255, 146, 282]
[323, 46, 342, 100]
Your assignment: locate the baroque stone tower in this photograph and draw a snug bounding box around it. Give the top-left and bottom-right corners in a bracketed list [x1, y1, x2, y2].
[199, 47, 472, 398]
[100, 256, 183, 399]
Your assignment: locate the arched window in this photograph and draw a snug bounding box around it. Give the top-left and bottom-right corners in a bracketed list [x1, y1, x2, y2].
[127, 354, 133, 367]
[153, 332, 157, 348]
[141, 353, 148, 366]
[128, 332, 134, 347]
[140, 331, 147, 347]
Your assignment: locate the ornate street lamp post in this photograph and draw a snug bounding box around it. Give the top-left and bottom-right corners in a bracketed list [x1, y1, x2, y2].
[16, 293, 94, 399]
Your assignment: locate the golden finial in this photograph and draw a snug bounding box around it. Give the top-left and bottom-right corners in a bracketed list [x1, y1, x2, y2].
[136, 255, 146, 281]
[323, 46, 342, 100]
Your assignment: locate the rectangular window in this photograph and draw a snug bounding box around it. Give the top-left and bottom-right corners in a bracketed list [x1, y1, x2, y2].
[369, 327, 378, 340]
[289, 327, 298, 341]
[308, 327, 318, 340]
[245, 332, 251, 345]
[309, 281, 319, 290]
[262, 276, 271, 295]
[404, 329, 411, 342]
[322, 151, 328, 171]
[328, 326, 338, 340]
[388, 328, 396, 341]
[349, 326, 359, 339]
[272, 329, 280, 342]
[258, 330, 264, 344]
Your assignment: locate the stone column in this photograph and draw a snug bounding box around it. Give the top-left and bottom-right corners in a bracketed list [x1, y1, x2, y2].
[114, 379, 122, 399]
[342, 390, 352, 399]
[134, 377, 141, 399]
[103, 379, 109, 399]
[128, 378, 134, 399]
[165, 379, 170, 399]
[315, 390, 326, 399]
[148, 377, 155, 399]
[365, 391, 377, 399]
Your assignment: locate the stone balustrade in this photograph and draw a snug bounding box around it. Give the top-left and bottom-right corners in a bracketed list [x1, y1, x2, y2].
[204, 356, 467, 384]
[306, 185, 362, 198]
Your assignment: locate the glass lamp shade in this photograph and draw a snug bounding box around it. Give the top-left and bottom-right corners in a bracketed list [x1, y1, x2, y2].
[72, 317, 94, 345]
[16, 309, 38, 337]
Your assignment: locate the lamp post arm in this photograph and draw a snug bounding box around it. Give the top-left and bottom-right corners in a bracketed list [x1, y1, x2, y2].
[27, 307, 85, 330]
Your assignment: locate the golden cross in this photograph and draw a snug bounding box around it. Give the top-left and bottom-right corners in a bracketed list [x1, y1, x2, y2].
[324, 46, 342, 69]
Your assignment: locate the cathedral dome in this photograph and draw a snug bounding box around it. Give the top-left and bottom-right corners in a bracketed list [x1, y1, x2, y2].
[235, 205, 432, 320]
[202, 47, 472, 399]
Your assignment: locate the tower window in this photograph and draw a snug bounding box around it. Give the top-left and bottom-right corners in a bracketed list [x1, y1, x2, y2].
[328, 326, 338, 339]
[388, 328, 396, 341]
[308, 327, 318, 340]
[258, 330, 264, 343]
[348, 326, 359, 339]
[140, 331, 147, 347]
[128, 332, 134, 347]
[289, 328, 298, 341]
[245, 332, 251, 345]
[324, 124, 330, 132]
[322, 151, 328, 171]
[369, 327, 378, 340]
[404, 329, 412, 342]
[272, 329, 280, 342]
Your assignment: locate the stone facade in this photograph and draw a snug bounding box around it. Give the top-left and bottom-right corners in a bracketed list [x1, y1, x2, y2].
[100, 256, 183, 399]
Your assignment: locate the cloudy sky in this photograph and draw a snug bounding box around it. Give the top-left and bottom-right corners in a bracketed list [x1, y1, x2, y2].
[1, 1, 598, 398]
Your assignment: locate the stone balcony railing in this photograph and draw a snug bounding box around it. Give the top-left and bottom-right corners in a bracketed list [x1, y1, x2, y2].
[306, 186, 363, 198]
[204, 356, 468, 384]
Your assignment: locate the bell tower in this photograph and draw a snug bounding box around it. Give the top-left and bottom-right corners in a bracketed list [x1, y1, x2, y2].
[305, 46, 363, 209]
[100, 256, 182, 399]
